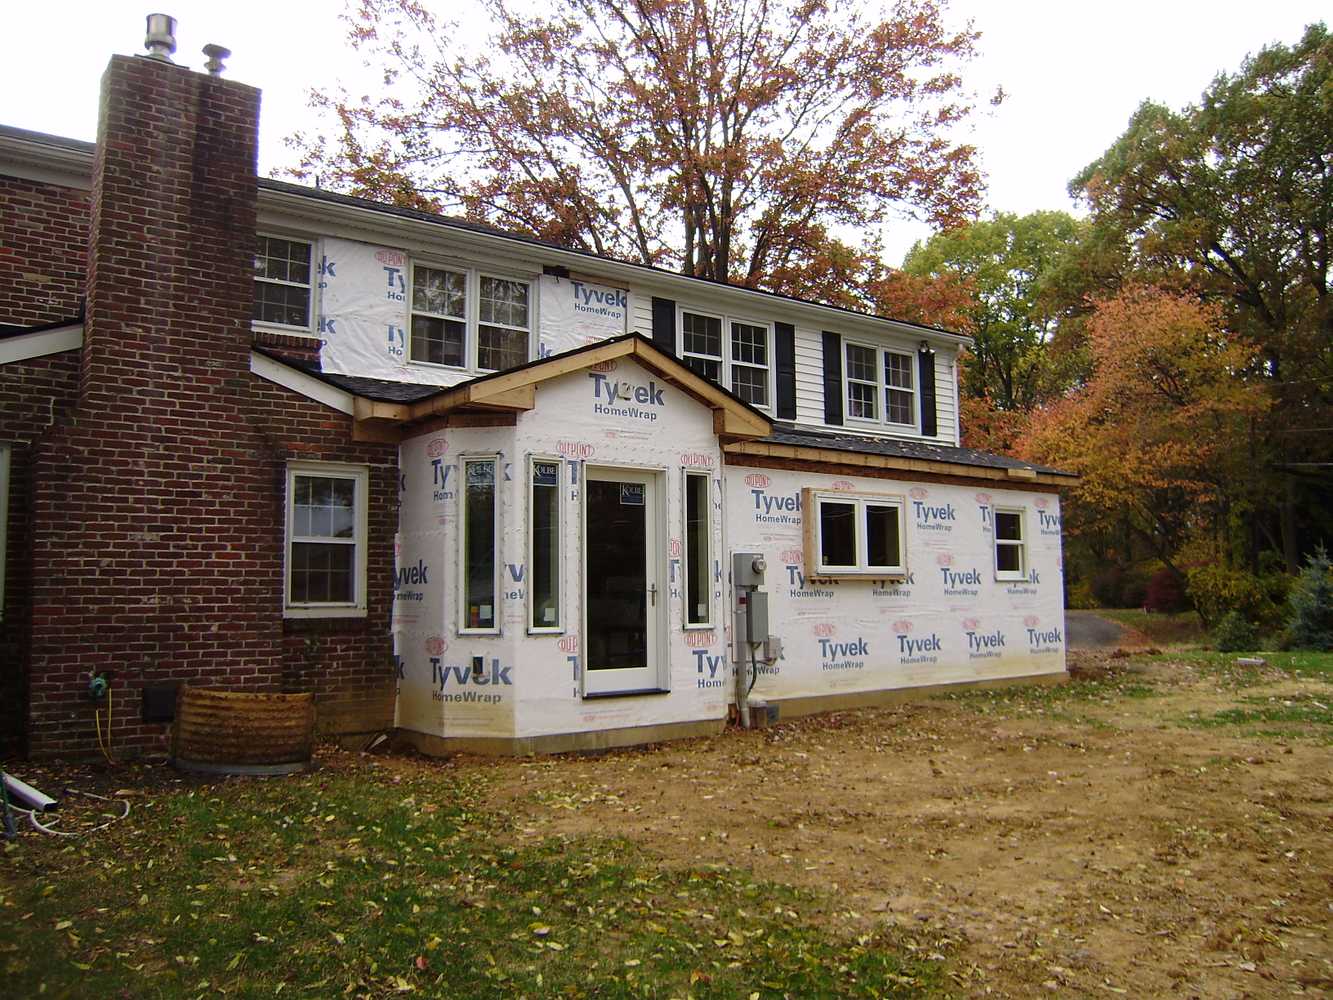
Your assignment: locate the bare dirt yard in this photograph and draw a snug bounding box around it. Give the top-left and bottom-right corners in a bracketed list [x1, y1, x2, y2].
[473, 652, 1332, 998]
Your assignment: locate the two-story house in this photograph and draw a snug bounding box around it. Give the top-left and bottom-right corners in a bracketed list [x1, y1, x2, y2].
[0, 23, 1071, 757]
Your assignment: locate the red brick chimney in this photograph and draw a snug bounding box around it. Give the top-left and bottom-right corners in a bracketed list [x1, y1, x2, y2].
[26, 42, 285, 756]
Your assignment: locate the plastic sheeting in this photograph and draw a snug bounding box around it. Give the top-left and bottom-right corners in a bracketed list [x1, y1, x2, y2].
[394, 357, 728, 741]
[726, 470, 1066, 701]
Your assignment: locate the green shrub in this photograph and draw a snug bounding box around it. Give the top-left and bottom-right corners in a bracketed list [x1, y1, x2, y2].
[1213, 611, 1258, 652]
[1287, 546, 1333, 651]
[1186, 564, 1288, 628]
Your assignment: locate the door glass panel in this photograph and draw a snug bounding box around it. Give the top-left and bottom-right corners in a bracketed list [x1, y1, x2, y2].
[586, 479, 647, 670]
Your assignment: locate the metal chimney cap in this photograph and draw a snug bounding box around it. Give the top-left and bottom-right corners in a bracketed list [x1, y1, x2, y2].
[202, 44, 231, 76]
[144, 13, 177, 62]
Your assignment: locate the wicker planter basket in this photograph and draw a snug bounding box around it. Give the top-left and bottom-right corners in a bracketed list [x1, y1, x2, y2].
[172, 688, 316, 775]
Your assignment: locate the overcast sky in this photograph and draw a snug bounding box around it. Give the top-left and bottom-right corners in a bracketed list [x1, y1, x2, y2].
[3, 1, 1325, 264]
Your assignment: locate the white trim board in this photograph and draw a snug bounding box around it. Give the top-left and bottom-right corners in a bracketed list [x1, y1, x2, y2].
[249, 351, 355, 415]
[0, 324, 83, 365]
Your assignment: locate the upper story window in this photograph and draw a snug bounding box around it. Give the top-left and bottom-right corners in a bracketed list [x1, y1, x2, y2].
[254, 235, 313, 330]
[679, 309, 772, 409]
[845, 341, 916, 429]
[410, 264, 532, 373]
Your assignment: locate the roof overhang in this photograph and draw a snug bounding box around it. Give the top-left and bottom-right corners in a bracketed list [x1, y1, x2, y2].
[724, 437, 1075, 488]
[350, 335, 773, 444]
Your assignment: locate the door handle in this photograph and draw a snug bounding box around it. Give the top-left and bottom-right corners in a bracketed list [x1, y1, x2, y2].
[648, 583, 658, 606]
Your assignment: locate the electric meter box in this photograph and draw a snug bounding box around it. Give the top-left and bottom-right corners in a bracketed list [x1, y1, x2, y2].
[746, 590, 770, 642]
[732, 551, 767, 589]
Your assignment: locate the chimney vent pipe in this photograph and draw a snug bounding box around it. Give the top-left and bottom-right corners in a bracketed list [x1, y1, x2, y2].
[202, 44, 231, 76]
[144, 13, 177, 62]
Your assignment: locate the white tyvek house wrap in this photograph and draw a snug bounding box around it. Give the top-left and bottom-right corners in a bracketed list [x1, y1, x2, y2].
[538, 275, 629, 358]
[726, 470, 1066, 700]
[317, 238, 635, 388]
[394, 357, 728, 742]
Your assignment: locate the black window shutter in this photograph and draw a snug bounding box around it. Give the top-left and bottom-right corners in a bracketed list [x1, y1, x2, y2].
[918, 347, 938, 437]
[774, 322, 796, 420]
[651, 297, 676, 356]
[821, 331, 843, 426]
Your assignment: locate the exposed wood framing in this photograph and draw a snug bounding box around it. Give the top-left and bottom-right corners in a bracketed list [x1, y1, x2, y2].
[724, 447, 1070, 491]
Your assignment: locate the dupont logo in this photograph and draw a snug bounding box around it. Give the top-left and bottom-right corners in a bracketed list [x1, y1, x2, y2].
[680, 452, 714, 469]
[558, 440, 595, 459]
[668, 538, 683, 559]
[425, 636, 447, 656]
[974, 493, 992, 505]
[812, 622, 836, 638]
[910, 487, 929, 500]
[1035, 497, 1049, 509]
[830, 480, 854, 491]
[1024, 615, 1040, 628]
[780, 548, 803, 564]
[744, 473, 770, 488]
[892, 619, 912, 633]
[936, 552, 954, 567]
[683, 631, 716, 649]
[961, 617, 979, 631]
[375, 249, 406, 267]
[557, 635, 579, 654]
[589, 359, 618, 373]
[426, 438, 448, 459]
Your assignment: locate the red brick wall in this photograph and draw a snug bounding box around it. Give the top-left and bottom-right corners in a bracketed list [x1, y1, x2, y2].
[0, 176, 88, 326]
[0, 349, 81, 754]
[21, 55, 395, 758]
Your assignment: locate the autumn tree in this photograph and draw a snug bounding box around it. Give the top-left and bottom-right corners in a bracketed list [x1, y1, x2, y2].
[290, 0, 989, 299]
[1019, 287, 1268, 578]
[1071, 23, 1333, 567]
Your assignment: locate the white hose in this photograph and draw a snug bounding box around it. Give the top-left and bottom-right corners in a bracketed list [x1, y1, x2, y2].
[14, 789, 130, 837]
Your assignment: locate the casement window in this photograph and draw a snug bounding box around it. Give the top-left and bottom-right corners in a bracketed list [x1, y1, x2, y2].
[993, 507, 1027, 581]
[683, 471, 712, 627]
[528, 458, 561, 632]
[410, 264, 533, 373]
[844, 341, 917, 429]
[285, 462, 368, 618]
[461, 457, 499, 632]
[254, 235, 314, 330]
[679, 309, 773, 409]
[805, 489, 905, 577]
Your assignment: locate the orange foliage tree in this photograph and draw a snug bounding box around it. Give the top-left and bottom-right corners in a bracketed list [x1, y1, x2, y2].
[1018, 287, 1268, 575]
[288, 0, 990, 300]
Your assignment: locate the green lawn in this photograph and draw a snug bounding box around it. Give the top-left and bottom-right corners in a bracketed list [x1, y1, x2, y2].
[1, 760, 945, 999]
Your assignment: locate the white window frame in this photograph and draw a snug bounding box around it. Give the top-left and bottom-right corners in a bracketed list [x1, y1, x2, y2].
[804, 489, 907, 578]
[0, 444, 9, 622]
[677, 306, 774, 411]
[527, 455, 564, 634]
[682, 470, 713, 628]
[253, 233, 317, 335]
[459, 454, 502, 635]
[993, 506, 1028, 581]
[408, 260, 469, 370]
[408, 260, 535, 375]
[843, 340, 920, 431]
[284, 461, 369, 619]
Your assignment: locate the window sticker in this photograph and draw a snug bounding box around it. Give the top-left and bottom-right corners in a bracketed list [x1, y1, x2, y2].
[620, 483, 645, 506]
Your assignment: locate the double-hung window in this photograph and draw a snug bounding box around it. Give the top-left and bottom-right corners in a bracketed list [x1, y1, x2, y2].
[683, 472, 712, 627]
[994, 507, 1027, 581]
[254, 235, 314, 330]
[845, 342, 917, 429]
[461, 457, 499, 632]
[805, 489, 905, 577]
[285, 462, 368, 617]
[528, 458, 561, 631]
[410, 265, 533, 373]
[679, 309, 772, 409]
[410, 264, 467, 367]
